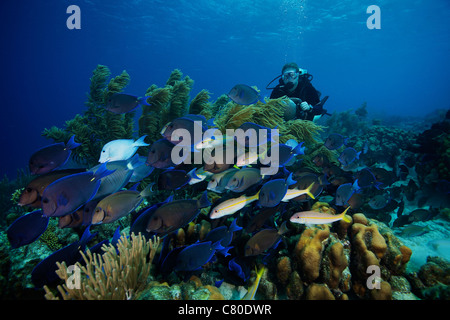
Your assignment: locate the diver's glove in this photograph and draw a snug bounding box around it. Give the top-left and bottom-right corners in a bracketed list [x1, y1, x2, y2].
[300, 101, 312, 111]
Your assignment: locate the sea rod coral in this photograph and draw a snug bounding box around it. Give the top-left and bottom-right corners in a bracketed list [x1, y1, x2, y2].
[43, 233, 160, 300]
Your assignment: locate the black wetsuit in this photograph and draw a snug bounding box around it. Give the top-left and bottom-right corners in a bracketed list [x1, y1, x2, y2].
[270, 76, 322, 121]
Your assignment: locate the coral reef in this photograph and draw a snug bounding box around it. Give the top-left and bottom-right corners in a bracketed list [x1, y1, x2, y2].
[406, 256, 450, 299]
[44, 233, 160, 300]
[2, 67, 449, 302]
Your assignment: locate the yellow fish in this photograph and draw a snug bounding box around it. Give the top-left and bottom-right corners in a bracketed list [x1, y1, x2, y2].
[210, 191, 259, 219]
[290, 206, 352, 225]
[281, 182, 316, 202]
[242, 265, 265, 300]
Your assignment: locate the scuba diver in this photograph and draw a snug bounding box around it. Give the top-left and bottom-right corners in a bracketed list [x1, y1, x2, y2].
[267, 62, 329, 121]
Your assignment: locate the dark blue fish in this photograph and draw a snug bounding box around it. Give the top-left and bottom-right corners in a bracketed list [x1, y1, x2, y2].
[89, 226, 121, 255]
[130, 195, 173, 238]
[160, 244, 186, 277]
[41, 162, 114, 217]
[29, 135, 81, 175]
[31, 226, 96, 288]
[276, 141, 306, 166]
[338, 147, 361, 166]
[335, 182, 359, 206]
[146, 138, 183, 169]
[105, 93, 150, 114]
[129, 156, 155, 182]
[228, 84, 260, 105]
[146, 191, 211, 235]
[355, 168, 381, 189]
[204, 218, 242, 256]
[324, 133, 348, 150]
[228, 257, 251, 282]
[161, 116, 205, 147]
[157, 169, 199, 191]
[174, 241, 224, 272]
[7, 210, 49, 248]
[89, 154, 141, 199]
[244, 222, 289, 256]
[258, 173, 296, 207]
[368, 194, 390, 210]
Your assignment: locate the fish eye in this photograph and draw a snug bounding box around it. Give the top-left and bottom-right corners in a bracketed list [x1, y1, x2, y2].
[102, 150, 105, 153]
[42, 198, 49, 204]
[26, 187, 33, 192]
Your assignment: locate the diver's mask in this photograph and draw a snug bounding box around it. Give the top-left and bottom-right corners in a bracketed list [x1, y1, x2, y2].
[266, 68, 312, 90]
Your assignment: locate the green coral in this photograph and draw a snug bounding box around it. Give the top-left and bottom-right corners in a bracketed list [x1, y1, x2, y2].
[39, 221, 62, 251]
[42, 65, 134, 166]
[138, 69, 194, 144]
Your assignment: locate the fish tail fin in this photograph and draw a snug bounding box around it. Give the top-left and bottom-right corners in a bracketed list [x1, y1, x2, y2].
[249, 190, 261, 202]
[66, 135, 82, 150]
[212, 240, 225, 252]
[140, 183, 155, 198]
[138, 97, 151, 106]
[341, 206, 352, 223]
[256, 264, 265, 279]
[79, 226, 98, 249]
[187, 168, 201, 180]
[305, 182, 316, 200]
[198, 191, 212, 208]
[286, 172, 297, 186]
[230, 218, 243, 232]
[293, 141, 306, 155]
[94, 162, 115, 180]
[134, 135, 150, 147]
[278, 221, 289, 235]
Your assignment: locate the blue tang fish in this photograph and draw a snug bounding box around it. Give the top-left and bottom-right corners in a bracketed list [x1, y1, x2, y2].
[99, 135, 149, 163]
[146, 191, 211, 235]
[130, 196, 171, 238]
[228, 84, 260, 105]
[258, 173, 296, 207]
[335, 182, 359, 206]
[355, 167, 382, 189]
[324, 133, 348, 150]
[244, 222, 289, 256]
[105, 93, 150, 114]
[29, 135, 81, 175]
[204, 218, 242, 256]
[277, 140, 306, 166]
[7, 210, 49, 248]
[174, 240, 224, 272]
[31, 226, 96, 287]
[41, 162, 114, 217]
[146, 138, 185, 169]
[161, 116, 206, 147]
[338, 147, 361, 166]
